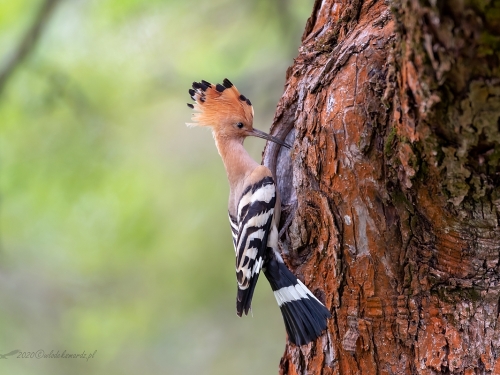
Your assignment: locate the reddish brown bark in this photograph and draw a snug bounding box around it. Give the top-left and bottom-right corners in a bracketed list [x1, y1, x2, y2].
[263, 0, 500, 374]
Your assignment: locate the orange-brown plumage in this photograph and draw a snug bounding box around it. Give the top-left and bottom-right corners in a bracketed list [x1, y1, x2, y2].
[187, 79, 254, 135]
[185, 79, 330, 345]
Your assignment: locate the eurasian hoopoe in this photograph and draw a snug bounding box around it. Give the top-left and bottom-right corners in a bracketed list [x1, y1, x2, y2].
[186, 78, 331, 346]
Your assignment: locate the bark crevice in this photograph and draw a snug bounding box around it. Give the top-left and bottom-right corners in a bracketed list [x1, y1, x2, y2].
[263, 0, 500, 373]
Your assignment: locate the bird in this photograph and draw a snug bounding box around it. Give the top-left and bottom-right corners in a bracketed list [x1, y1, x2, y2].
[186, 78, 331, 346]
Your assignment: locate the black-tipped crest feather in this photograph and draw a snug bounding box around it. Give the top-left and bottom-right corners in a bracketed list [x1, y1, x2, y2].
[186, 78, 253, 128]
[192, 82, 208, 91]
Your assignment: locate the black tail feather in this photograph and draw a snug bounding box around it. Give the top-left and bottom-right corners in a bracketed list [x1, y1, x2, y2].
[280, 293, 330, 345]
[280, 302, 296, 342]
[282, 300, 310, 345]
[264, 258, 331, 346]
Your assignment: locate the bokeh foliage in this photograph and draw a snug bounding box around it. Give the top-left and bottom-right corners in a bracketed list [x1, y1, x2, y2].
[0, 0, 312, 374]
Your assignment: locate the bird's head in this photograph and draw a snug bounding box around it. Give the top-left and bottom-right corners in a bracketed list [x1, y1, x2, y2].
[187, 78, 290, 148]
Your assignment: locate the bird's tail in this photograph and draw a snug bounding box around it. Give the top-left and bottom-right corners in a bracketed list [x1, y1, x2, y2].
[263, 257, 331, 346]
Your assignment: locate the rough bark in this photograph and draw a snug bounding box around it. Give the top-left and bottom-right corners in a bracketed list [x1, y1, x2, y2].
[263, 0, 500, 373]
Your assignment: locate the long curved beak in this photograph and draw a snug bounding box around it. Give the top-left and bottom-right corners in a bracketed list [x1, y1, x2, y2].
[248, 128, 291, 149]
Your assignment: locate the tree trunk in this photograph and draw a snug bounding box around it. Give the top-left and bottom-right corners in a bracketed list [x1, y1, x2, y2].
[263, 0, 500, 373]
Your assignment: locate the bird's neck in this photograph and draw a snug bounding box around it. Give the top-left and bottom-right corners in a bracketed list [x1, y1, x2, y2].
[214, 134, 259, 188]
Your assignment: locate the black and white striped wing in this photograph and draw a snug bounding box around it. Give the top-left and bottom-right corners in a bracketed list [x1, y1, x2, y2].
[228, 213, 238, 249]
[234, 176, 276, 316]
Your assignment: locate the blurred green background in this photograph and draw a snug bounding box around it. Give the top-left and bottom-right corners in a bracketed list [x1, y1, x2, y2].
[0, 0, 312, 374]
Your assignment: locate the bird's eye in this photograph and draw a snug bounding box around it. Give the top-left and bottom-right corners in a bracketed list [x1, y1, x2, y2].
[236, 122, 244, 129]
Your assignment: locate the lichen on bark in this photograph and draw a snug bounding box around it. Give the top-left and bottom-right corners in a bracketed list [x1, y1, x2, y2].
[263, 0, 500, 374]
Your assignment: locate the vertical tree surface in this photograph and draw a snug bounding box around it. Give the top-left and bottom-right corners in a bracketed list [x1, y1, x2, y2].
[263, 0, 500, 373]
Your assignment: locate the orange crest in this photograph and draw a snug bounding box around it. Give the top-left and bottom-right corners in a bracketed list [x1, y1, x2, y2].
[186, 79, 254, 129]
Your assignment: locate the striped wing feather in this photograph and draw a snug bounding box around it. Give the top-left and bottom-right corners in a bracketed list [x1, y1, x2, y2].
[229, 213, 238, 249]
[232, 176, 276, 316]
